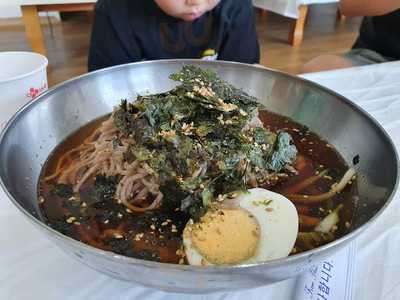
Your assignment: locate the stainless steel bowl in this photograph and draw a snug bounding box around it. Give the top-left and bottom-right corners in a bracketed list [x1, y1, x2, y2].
[0, 60, 398, 294]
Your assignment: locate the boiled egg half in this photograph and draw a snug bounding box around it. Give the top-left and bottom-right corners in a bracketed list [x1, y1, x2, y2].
[183, 188, 299, 266]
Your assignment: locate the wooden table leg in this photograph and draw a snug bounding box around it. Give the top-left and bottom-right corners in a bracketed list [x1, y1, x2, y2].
[288, 5, 308, 47]
[259, 8, 268, 18]
[336, 6, 346, 23]
[21, 5, 47, 56]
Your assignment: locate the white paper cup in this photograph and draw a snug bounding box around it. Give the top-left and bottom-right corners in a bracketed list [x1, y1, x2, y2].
[0, 51, 48, 128]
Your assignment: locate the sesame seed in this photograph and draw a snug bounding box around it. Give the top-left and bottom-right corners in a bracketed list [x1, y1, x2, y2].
[345, 222, 351, 229]
[74, 222, 81, 225]
[126, 208, 132, 213]
[171, 224, 177, 233]
[114, 233, 124, 239]
[239, 109, 248, 116]
[81, 202, 87, 208]
[104, 219, 109, 224]
[161, 221, 168, 226]
[66, 217, 76, 224]
[117, 213, 123, 218]
[199, 184, 205, 189]
[150, 224, 156, 231]
[39, 196, 45, 204]
[134, 233, 144, 241]
[166, 219, 172, 223]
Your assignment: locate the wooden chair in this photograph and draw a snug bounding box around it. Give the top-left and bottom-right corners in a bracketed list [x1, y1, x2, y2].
[21, 2, 95, 56]
[258, 4, 346, 47]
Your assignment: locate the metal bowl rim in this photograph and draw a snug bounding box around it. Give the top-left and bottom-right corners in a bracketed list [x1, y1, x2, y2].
[0, 59, 398, 271]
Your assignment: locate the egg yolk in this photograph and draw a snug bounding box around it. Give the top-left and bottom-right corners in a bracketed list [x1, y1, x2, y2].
[187, 209, 260, 265]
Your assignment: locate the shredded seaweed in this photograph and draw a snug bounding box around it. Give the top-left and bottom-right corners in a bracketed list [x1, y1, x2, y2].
[113, 66, 298, 218]
[268, 132, 298, 172]
[92, 175, 118, 202]
[52, 184, 73, 199]
[296, 231, 335, 252]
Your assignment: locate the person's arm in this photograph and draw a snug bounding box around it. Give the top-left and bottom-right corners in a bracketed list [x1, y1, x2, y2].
[340, 0, 400, 16]
[218, 0, 260, 64]
[88, 0, 142, 72]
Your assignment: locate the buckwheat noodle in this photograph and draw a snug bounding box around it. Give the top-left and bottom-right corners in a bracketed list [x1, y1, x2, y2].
[45, 112, 163, 212]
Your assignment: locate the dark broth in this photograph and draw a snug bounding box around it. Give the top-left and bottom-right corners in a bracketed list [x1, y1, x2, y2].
[38, 110, 357, 264]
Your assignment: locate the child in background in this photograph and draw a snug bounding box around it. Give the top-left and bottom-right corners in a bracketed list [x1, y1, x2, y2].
[88, 0, 260, 71]
[302, 0, 400, 73]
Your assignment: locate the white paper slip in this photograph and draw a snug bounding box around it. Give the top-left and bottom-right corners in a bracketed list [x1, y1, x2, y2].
[293, 242, 357, 300]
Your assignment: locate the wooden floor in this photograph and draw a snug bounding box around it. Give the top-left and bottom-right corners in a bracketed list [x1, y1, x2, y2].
[0, 4, 362, 86]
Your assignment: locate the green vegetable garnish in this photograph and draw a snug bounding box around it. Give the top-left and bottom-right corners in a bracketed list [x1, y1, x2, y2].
[52, 184, 73, 199]
[113, 66, 298, 219]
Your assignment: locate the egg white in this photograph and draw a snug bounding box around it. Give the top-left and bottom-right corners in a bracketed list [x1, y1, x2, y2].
[183, 188, 299, 266]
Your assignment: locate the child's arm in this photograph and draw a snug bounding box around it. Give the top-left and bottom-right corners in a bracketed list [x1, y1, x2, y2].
[340, 0, 400, 16]
[88, 0, 142, 72]
[218, 0, 260, 64]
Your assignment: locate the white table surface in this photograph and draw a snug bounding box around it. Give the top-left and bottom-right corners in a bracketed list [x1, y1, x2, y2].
[302, 61, 400, 300]
[1, 61, 400, 300]
[253, 0, 339, 18]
